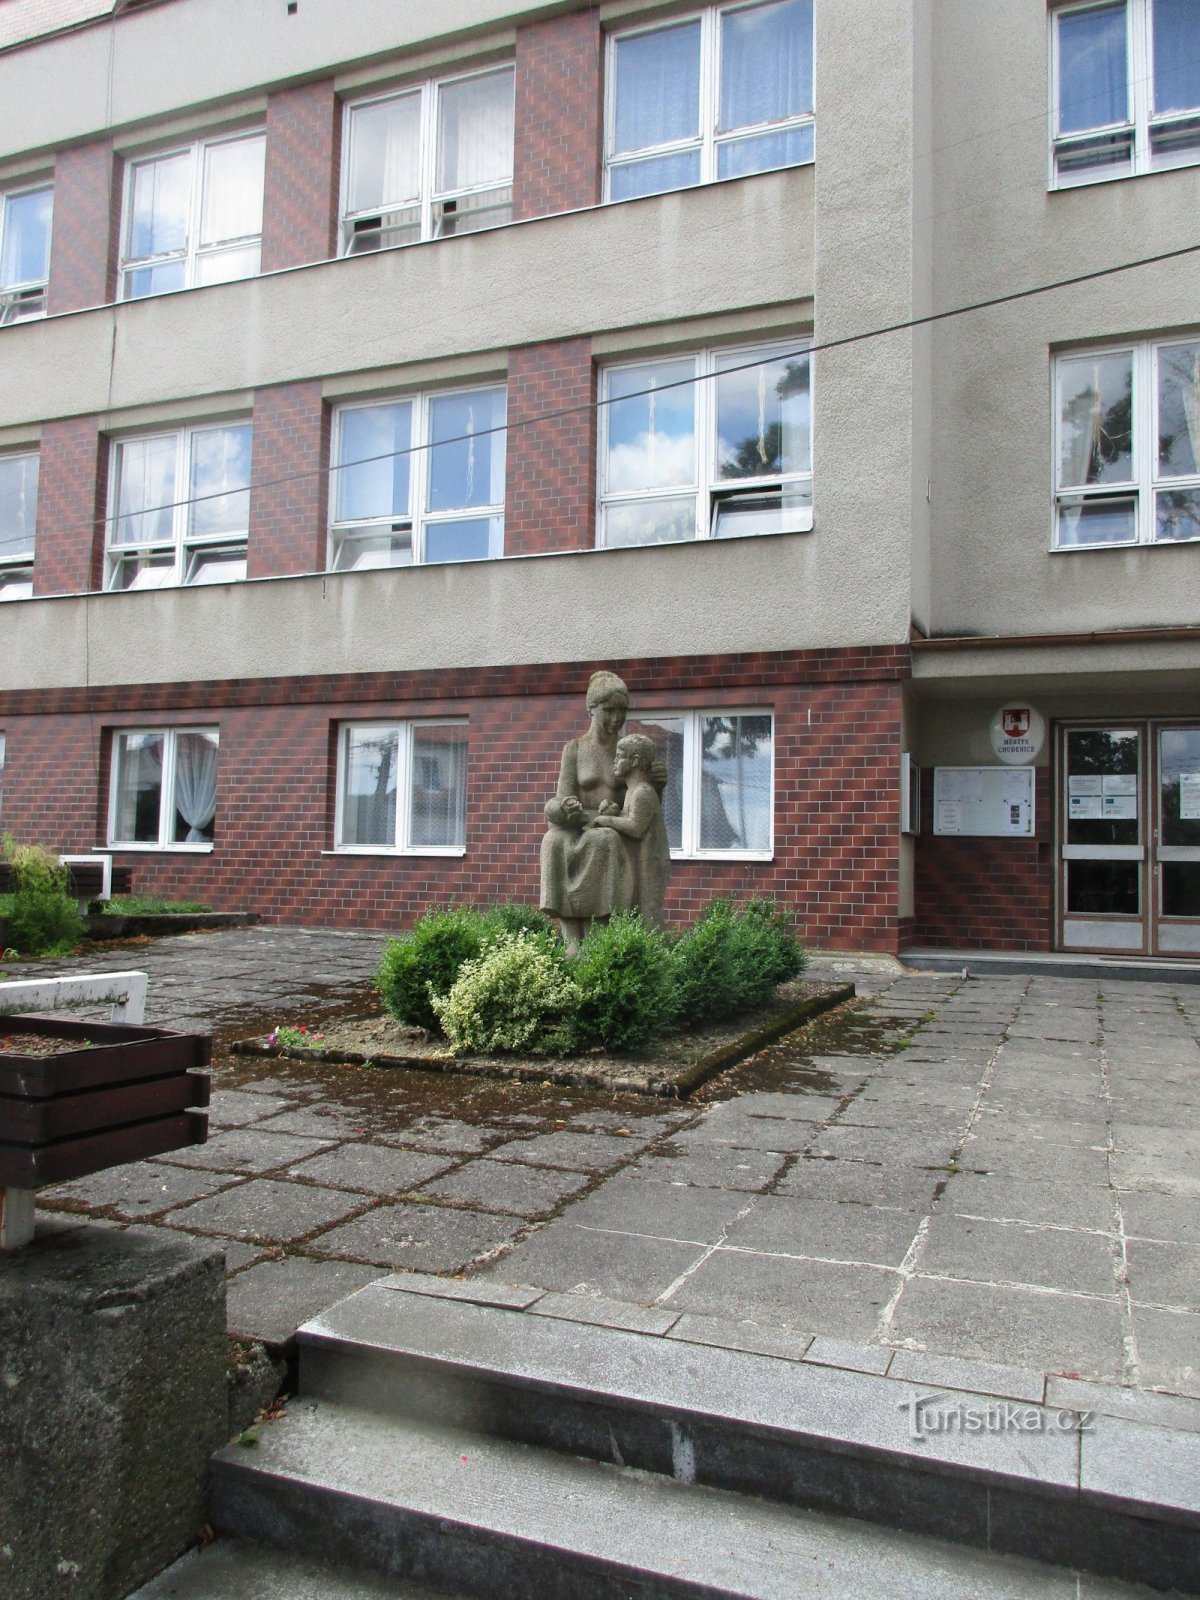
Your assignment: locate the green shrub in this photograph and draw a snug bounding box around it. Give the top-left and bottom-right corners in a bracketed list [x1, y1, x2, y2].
[2, 837, 84, 956]
[670, 899, 806, 1026]
[566, 912, 677, 1053]
[430, 930, 577, 1055]
[376, 905, 493, 1030]
[487, 902, 556, 939]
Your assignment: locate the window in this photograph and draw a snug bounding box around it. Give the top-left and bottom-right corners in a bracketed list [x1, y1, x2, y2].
[329, 385, 506, 569]
[605, 0, 813, 201]
[119, 131, 265, 299]
[335, 722, 468, 853]
[1, 184, 52, 323]
[0, 451, 37, 599]
[1055, 337, 1200, 547]
[0, 733, 5, 819]
[106, 421, 252, 590]
[341, 66, 515, 254]
[626, 710, 774, 857]
[1052, 0, 1200, 184]
[109, 728, 219, 848]
[598, 342, 811, 548]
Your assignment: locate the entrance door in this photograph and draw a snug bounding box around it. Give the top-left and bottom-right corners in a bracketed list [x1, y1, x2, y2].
[1060, 726, 1146, 952]
[1059, 722, 1200, 956]
[1156, 725, 1200, 955]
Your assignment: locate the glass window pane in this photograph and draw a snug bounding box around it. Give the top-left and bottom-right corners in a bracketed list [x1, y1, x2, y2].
[436, 70, 515, 194]
[128, 151, 191, 261]
[1157, 340, 1200, 477]
[0, 453, 38, 559]
[0, 569, 33, 600]
[1156, 487, 1200, 540]
[612, 21, 701, 154]
[123, 260, 187, 299]
[185, 546, 247, 585]
[716, 349, 810, 481]
[335, 403, 413, 525]
[114, 732, 164, 842]
[1059, 351, 1134, 487]
[332, 529, 413, 571]
[110, 552, 176, 591]
[1057, 497, 1137, 545]
[424, 516, 502, 564]
[700, 715, 773, 851]
[115, 435, 177, 546]
[200, 137, 265, 246]
[171, 729, 219, 843]
[605, 360, 696, 493]
[1067, 859, 1140, 914]
[408, 726, 467, 848]
[1066, 728, 1141, 845]
[1057, 3, 1128, 132]
[717, 124, 813, 178]
[341, 726, 399, 847]
[627, 715, 684, 851]
[1160, 727, 1200, 848]
[435, 185, 513, 237]
[427, 387, 506, 512]
[720, 0, 812, 131]
[1162, 862, 1200, 917]
[189, 424, 252, 540]
[603, 496, 697, 548]
[713, 485, 811, 537]
[1153, 0, 1200, 113]
[348, 93, 422, 214]
[608, 149, 702, 199]
[1, 187, 52, 289]
[194, 244, 260, 286]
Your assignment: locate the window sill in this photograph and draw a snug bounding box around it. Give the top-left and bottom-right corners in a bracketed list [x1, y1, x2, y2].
[1051, 535, 1200, 553]
[105, 843, 215, 853]
[321, 848, 467, 859]
[1049, 156, 1200, 193]
[669, 850, 774, 863]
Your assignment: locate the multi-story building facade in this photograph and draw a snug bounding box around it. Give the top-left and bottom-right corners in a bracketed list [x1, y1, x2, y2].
[0, 0, 1196, 959]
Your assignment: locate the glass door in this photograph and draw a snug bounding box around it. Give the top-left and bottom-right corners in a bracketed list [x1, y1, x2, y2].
[1155, 725, 1200, 955]
[1060, 726, 1146, 952]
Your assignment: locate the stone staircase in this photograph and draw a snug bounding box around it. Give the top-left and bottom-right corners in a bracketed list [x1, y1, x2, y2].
[148, 1277, 1198, 1598]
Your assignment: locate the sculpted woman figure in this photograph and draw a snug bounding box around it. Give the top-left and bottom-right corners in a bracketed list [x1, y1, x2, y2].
[539, 671, 669, 953]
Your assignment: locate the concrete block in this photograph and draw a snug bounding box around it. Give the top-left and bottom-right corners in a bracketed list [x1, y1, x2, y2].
[0, 1219, 226, 1600]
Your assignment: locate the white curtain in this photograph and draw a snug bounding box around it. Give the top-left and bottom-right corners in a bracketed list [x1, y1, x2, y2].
[174, 732, 219, 842]
[1180, 349, 1200, 468]
[720, 0, 812, 131]
[613, 24, 700, 153]
[437, 70, 514, 194]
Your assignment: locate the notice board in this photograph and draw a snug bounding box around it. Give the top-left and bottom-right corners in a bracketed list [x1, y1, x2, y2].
[933, 766, 1035, 837]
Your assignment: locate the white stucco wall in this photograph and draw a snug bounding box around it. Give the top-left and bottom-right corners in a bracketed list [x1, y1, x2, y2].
[926, 0, 1200, 638]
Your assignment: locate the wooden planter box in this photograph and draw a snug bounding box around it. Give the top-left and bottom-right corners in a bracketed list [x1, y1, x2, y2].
[0, 1015, 210, 1188]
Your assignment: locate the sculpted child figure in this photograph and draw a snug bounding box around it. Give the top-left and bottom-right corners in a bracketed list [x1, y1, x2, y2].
[586, 733, 670, 934]
[540, 670, 669, 953]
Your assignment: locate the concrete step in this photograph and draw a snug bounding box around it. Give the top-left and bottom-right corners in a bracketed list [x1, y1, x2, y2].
[128, 1534, 450, 1598]
[210, 1396, 1149, 1600]
[290, 1280, 1200, 1595]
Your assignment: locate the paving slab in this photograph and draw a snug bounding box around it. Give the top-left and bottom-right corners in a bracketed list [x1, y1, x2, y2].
[227, 1258, 388, 1345]
[42, 1161, 244, 1221]
[288, 1144, 460, 1196]
[155, 1128, 339, 1175]
[308, 1202, 526, 1272]
[722, 1194, 920, 1269]
[662, 1249, 900, 1341]
[163, 1179, 368, 1245]
[417, 1157, 594, 1219]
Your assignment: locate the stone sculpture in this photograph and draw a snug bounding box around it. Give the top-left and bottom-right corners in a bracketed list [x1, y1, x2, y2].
[540, 671, 671, 953]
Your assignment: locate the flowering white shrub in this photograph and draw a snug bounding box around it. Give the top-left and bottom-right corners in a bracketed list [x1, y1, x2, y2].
[430, 931, 578, 1055]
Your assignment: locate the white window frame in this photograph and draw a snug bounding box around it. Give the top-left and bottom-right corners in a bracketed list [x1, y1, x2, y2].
[604, 0, 815, 201]
[0, 182, 52, 324]
[0, 732, 6, 820]
[107, 726, 219, 852]
[334, 720, 468, 856]
[0, 449, 38, 600]
[597, 340, 812, 548]
[327, 385, 506, 571]
[339, 64, 515, 255]
[118, 130, 265, 299]
[1052, 336, 1200, 550]
[1050, 0, 1200, 186]
[632, 708, 775, 860]
[105, 420, 252, 591]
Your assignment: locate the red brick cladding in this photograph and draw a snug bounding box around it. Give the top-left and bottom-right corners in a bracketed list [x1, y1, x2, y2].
[0, 647, 908, 951]
[513, 9, 603, 220]
[46, 140, 118, 315]
[505, 339, 595, 555]
[33, 417, 105, 595]
[247, 382, 329, 578]
[909, 766, 1054, 951]
[260, 80, 340, 273]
